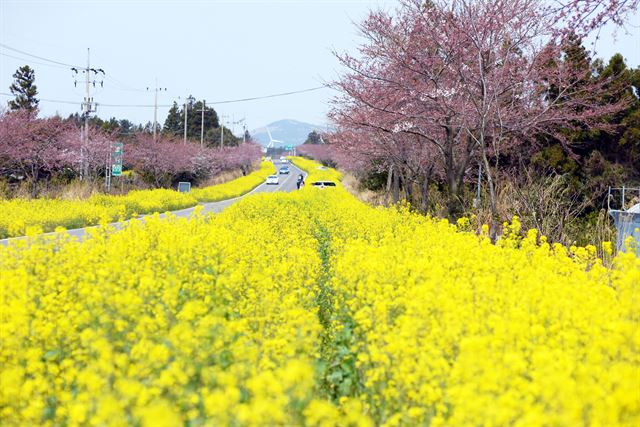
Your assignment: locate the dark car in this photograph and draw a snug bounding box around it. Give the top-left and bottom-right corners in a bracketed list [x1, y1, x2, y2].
[311, 181, 337, 188]
[279, 167, 290, 175]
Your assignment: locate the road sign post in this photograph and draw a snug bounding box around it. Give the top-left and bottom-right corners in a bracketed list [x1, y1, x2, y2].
[105, 142, 124, 191]
[178, 182, 191, 193]
[111, 143, 123, 177]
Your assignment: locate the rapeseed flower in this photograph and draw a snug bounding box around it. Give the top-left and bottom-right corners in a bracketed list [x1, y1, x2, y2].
[0, 158, 637, 426]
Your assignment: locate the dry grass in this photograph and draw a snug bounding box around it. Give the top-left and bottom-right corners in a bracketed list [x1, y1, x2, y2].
[197, 169, 245, 188]
[342, 170, 617, 253]
[341, 174, 387, 206]
[469, 173, 618, 253]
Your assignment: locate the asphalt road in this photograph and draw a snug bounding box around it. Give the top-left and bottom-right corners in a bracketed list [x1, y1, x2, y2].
[0, 161, 305, 246]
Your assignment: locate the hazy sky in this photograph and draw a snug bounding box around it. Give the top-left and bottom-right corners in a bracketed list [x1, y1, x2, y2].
[1, 0, 638, 135]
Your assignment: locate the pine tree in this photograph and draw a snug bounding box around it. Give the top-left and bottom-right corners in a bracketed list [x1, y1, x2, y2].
[304, 130, 322, 144]
[8, 65, 39, 112]
[188, 101, 219, 140]
[163, 101, 182, 135]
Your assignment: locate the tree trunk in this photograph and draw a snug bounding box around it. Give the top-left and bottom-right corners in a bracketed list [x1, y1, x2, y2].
[443, 126, 461, 219]
[420, 165, 433, 213]
[397, 168, 408, 202]
[30, 165, 39, 197]
[480, 144, 498, 240]
[392, 170, 400, 203]
[386, 164, 394, 205]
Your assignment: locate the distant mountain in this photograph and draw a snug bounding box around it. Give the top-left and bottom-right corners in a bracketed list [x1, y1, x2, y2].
[251, 119, 325, 147]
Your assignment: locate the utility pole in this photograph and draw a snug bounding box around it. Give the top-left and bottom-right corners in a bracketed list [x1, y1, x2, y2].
[220, 114, 229, 148]
[226, 117, 246, 144]
[148, 79, 167, 142]
[82, 49, 91, 180]
[153, 78, 158, 141]
[183, 100, 188, 144]
[183, 95, 194, 144]
[242, 113, 247, 144]
[242, 120, 247, 143]
[197, 100, 206, 147]
[72, 48, 103, 180]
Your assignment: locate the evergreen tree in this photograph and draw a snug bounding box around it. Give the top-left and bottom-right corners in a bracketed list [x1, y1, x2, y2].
[119, 119, 134, 135]
[163, 101, 182, 135]
[205, 126, 241, 148]
[163, 98, 223, 142]
[188, 100, 219, 141]
[304, 130, 322, 144]
[8, 65, 39, 112]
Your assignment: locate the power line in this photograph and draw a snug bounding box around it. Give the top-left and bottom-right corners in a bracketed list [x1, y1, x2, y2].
[0, 43, 82, 68]
[0, 44, 141, 94]
[0, 43, 330, 109]
[0, 86, 329, 108]
[0, 51, 70, 70]
[0, 92, 79, 105]
[104, 75, 146, 93]
[208, 86, 328, 105]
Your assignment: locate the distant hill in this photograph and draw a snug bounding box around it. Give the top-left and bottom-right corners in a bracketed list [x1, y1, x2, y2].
[251, 119, 325, 147]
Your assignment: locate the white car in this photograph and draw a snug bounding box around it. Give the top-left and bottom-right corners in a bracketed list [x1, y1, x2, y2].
[279, 156, 288, 163]
[266, 175, 279, 185]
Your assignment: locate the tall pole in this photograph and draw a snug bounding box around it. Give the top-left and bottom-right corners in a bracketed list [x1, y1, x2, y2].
[82, 48, 91, 180]
[183, 99, 188, 144]
[153, 77, 158, 142]
[83, 49, 90, 179]
[182, 95, 195, 144]
[148, 80, 166, 142]
[200, 100, 205, 147]
[220, 116, 224, 148]
[74, 48, 104, 180]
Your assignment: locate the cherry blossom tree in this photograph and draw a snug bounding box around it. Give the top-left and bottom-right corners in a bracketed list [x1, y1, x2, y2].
[0, 111, 76, 193]
[553, 0, 639, 35]
[0, 111, 262, 191]
[429, 0, 631, 217]
[331, 0, 633, 220]
[126, 134, 261, 188]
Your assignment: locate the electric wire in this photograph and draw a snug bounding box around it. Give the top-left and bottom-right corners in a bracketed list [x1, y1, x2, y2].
[0, 51, 71, 70]
[104, 75, 147, 93]
[0, 43, 82, 68]
[0, 92, 80, 105]
[0, 86, 329, 108]
[0, 43, 143, 93]
[0, 43, 331, 112]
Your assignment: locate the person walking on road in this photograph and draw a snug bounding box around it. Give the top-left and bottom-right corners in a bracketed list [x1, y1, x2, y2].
[296, 174, 305, 190]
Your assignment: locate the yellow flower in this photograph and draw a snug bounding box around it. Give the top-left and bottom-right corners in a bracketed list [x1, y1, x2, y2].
[136, 400, 182, 427]
[0, 157, 637, 427]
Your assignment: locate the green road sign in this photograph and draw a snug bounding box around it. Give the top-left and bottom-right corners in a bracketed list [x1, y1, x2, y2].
[112, 143, 123, 176]
[285, 145, 293, 150]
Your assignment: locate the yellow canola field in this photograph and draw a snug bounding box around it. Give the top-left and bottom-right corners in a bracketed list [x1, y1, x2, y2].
[0, 161, 275, 239]
[191, 161, 275, 202]
[1, 163, 638, 426]
[289, 156, 342, 184]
